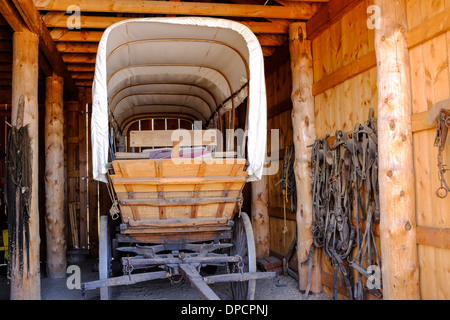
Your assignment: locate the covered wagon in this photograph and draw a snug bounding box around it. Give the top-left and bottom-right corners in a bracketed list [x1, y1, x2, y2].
[81, 17, 275, 300]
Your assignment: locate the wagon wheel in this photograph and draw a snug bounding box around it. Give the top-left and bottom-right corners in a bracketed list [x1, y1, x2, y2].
[230, 212, 257, 300]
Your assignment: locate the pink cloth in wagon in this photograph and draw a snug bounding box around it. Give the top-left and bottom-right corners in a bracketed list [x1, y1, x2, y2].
[145, 147, 212, 159]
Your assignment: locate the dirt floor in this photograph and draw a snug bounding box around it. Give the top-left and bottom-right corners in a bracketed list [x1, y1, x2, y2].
[0, 258, 330, 301]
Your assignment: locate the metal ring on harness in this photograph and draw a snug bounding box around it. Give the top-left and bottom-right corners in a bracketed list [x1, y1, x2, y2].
[436, 186, 448, 198]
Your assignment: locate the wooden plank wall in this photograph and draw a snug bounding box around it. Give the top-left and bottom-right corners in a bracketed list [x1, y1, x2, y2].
[65, 87, 104, 256]
[310, 0, 379, 297]
[406, 0, 450, 300]
[265, 48, 298, 265]
[313, 0, 377, 138]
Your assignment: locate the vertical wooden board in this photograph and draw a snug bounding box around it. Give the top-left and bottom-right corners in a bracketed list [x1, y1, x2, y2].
[312, 33, 324, 82]
[366, 0, 376, 52]
[321, 88, 336, 134]
[422, 31, 450, 300]
[420, 0, 445, 20]
[313, 27, 332, 82]
[329, 15, 343, 73]
[285, 113, 294, 147]
[356, 1, 371, 58]
[422, 34, 450, 110]
[406, 0, 422, 29]
[268, 216, 296, 255]
[268, 160, 282, 208]
[314, 94, 326, 137]
[340, 2, 358, 66]
[413, 132, 437, 299]
[448, 29, 450, 92]
[341, 79, 352, 132]
[334, 83, 344, 133]
[360, 69, 373, 121]
[436, 247, 450, 299]
[406, 0, 450, 301]
[371, 68, 378, 113]
[409, 45, 427, 114]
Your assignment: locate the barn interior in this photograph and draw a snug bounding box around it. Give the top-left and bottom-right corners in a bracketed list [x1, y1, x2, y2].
[0, 0, 449, 301]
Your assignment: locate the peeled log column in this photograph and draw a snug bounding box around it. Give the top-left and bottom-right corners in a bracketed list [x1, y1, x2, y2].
[289, 22, 321, 293]
[45, 73, 66, 279]
[374, 0, 420, 299]
[10, 30, 40, 300]
[251, 175, 269, 258]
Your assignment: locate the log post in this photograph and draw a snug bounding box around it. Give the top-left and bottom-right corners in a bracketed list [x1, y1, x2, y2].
[374, 0, 420, 299]
[251, 175, 269, 258]
[10, 30, 40, 300]
[288, 22, 321, 294]
[45, 73, 66, 278]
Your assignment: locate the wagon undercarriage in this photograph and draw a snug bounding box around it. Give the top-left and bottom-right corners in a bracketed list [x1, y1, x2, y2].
[81, 213, 277, 300]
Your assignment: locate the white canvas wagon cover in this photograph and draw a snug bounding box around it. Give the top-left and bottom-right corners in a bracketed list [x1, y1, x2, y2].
[91, 17, 267, 183]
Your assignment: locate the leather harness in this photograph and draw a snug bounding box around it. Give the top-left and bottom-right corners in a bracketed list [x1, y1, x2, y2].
[305, 109, 382, 300]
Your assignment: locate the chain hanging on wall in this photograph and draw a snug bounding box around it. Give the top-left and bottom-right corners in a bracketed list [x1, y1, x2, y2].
[304, 108, 382, 300]
[433, 109, 450, 198]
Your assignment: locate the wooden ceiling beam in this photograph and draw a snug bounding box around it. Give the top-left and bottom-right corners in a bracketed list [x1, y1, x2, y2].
[66, 63, 95, 72]
[56, 42, 99, 53]
[261, 46, 276, 57]
[51, 28, 286, 49]
[44, 14, 290, 34]
[43, 12, 128, 29]
[256, 34, 287, 47]
[35, 0, 314, 20]
[50, 28, 103, 42]
[70, 72, 94, 79]
[0, 0, 25, 31]
[238, 21, 288, 34]
[74, 79, 93, 87]
[62, 53, 96, 64]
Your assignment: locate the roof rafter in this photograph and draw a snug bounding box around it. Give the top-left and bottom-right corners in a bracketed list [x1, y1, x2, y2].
[0, 0, 78, 98]
[35, 0, 315, 20]
[43, 12, 290, 34]
[50, 28, 287, 49]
